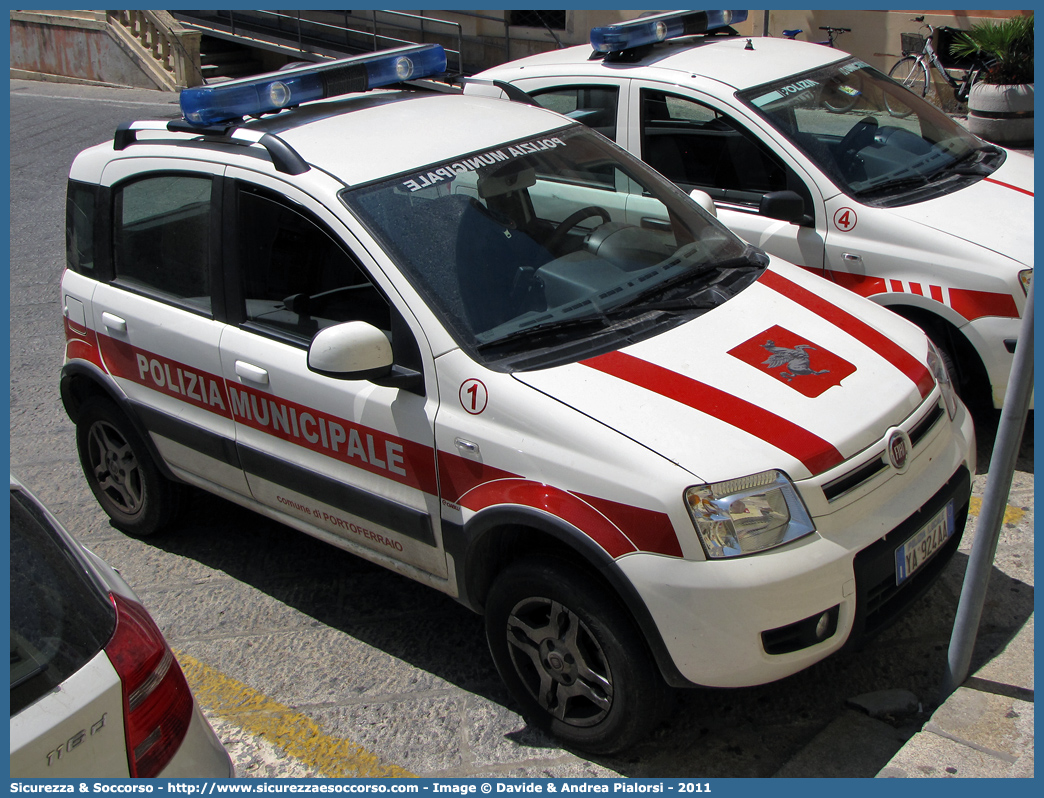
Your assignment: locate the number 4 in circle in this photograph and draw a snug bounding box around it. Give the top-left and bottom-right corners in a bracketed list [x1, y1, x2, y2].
[833, 207, 858, 232]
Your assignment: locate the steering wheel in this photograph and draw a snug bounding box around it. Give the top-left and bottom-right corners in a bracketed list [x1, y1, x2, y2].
[837, 116, 879, 175]
[545, 206, 612, 253]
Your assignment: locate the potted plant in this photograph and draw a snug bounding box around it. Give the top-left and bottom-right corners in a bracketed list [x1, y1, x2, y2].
[950, 14, 1034, 145]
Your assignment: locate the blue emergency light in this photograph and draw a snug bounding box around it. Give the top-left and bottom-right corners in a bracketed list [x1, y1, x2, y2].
[590, 10, 748, 53]
[180, 44, 447, 126]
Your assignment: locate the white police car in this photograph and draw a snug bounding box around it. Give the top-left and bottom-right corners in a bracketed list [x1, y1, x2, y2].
[471, 10, 1033, 411]
[61, 45, 975, 753]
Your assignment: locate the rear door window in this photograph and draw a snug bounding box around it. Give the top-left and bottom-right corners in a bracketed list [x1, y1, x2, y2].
[112, 174, 215, 314]
[530, 85, 620, 141]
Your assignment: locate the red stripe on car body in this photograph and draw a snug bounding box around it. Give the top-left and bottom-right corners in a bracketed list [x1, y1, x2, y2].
[581, 350, 845, 476]
[984, 177, 1033, 197]
[439, 455, 683, 558]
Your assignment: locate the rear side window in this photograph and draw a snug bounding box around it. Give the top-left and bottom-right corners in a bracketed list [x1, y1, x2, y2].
[66, 181, 97, 275]
[10, 490, 116, 716]
[113, 175, 213, 313]
[531, 85, 619, 141]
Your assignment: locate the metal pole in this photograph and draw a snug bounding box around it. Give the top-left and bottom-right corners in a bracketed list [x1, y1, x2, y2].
[940, 278, 1034, 698]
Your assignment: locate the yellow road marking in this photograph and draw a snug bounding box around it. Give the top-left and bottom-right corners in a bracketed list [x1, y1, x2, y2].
[176, 651, 415, 778]
[968, 496, 1026, 526]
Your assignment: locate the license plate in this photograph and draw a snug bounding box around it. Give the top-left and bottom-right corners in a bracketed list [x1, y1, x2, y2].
[895, 501, 955, 585]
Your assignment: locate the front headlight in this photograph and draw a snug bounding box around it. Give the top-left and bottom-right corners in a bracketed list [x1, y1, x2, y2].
[685, 470, 815, 559]
[926, 339, 959, 420]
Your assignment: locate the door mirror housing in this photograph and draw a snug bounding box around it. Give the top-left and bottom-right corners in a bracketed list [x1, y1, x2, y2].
[759, 190, 809, 225]
[689, 189, 717, 218]
[308, 321, 393, 380]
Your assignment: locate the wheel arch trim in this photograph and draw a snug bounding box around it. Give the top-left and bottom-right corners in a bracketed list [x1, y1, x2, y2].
[445, 503, 697, 688]
[60, 361, 182, 484]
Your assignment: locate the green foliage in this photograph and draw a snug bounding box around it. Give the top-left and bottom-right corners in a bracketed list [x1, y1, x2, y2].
[950, 15, 1034, 85]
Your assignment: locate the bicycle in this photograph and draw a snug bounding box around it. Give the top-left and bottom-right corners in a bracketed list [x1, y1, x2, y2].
[781, 25, 852, 48]
[781, 26, 861, 112]
[887, 17, 992, 111]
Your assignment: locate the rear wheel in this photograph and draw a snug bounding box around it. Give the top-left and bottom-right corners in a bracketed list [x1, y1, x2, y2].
[485, 558, 668, 754]
[887, 57, 929, 116]
[76, 398, 180, 537]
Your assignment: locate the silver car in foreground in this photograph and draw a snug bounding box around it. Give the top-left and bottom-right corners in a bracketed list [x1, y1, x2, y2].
[9, 475, 233, 778]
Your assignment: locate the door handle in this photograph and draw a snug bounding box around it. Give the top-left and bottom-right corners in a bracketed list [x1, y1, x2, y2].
[235, 361, 270, 385]
[841, 253, 864, 275]
[101, 312, 127, 333]
[641, 217, 672, 232]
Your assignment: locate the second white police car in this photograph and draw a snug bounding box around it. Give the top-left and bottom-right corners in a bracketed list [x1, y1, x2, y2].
[471, 10, 1033, 411]
[61, 45, 975, 753]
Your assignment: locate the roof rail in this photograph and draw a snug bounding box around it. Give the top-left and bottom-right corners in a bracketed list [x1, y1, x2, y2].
[456, 77, 540, 107]
[113, 120, 310, 175]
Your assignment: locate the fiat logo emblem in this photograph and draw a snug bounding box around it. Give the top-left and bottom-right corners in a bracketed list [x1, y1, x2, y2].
[887, 429, 911, 472]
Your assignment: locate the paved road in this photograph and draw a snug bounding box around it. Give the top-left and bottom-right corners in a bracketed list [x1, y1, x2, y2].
[8, 79, 1034, 779]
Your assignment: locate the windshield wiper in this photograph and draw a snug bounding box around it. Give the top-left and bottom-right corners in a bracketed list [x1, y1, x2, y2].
[613, 245, 768, 311]
[853, 174, 930, 198]
[474, 313, 610, 352]
[938, 146, 998, 176]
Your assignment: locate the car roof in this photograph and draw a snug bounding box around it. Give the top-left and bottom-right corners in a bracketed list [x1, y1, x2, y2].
[481, 36, 850, 92]
[218, 91, 575, 186]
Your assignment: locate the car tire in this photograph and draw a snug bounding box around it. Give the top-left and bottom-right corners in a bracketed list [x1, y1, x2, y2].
[76, 398, 180, 537]
[484, 557, 668, 754]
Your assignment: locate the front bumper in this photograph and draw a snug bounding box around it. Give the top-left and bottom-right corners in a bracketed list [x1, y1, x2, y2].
[618, 396, 975, 688]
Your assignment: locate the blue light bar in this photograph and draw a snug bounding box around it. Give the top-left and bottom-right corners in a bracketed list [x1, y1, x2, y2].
[590, 10, 748, 53]
[180, 44, 447, 127]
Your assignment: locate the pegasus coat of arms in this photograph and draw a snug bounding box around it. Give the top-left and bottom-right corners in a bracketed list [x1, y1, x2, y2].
[760, 340, 830, 381]
[728, 325, 857, 398]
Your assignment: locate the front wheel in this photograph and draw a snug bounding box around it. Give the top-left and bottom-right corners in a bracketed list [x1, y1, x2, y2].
[76, 397, 181, 537]
[887, 57, 929, 115]
[485, 558, 668, 754]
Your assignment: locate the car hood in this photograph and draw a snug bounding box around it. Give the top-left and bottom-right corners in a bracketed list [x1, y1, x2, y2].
[884, 151, 1034, 267]
[513, 265, 936, 484]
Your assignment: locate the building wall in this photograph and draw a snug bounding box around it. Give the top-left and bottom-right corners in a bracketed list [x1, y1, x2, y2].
[10, 10, 169, 89]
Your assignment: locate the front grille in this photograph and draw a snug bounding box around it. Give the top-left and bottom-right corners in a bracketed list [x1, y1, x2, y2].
[823, 455, 887, 501]
[909, 401, 944, 446]
[822, 400, 945, 503]
[847, 466, 971, 645]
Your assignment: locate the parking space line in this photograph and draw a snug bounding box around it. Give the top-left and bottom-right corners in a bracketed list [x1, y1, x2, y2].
[968, 497, 1026, 525]
[176, 651, 416, 779]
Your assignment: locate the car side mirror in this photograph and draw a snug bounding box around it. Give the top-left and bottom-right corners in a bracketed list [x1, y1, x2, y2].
[689, 189, 717, 218]
[308, 321, 393, 380]
[759, 190, 809, 225]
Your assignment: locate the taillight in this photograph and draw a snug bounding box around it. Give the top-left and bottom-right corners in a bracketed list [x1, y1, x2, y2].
[105, 594, 193, 778]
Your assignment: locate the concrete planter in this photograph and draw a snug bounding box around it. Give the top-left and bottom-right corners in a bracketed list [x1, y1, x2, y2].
[967, 82, 1034, 146]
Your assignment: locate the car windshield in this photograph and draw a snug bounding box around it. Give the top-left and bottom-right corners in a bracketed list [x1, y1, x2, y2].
[738, 58, 1002, 205]
[342, 124, 762, 368]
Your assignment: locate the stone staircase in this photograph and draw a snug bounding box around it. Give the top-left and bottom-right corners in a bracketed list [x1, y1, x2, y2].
[198, 36, 266, 83]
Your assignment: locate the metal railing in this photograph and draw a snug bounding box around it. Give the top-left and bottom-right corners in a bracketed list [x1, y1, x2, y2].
[172, 10, 526, 75]
[108, 10, 204, 88]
